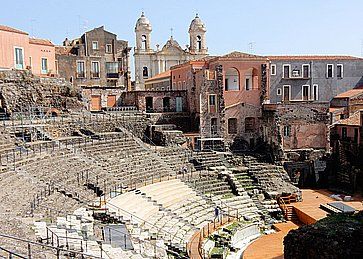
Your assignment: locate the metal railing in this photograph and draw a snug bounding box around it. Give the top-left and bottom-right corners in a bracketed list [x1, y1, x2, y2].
[0, 233, 103, 259]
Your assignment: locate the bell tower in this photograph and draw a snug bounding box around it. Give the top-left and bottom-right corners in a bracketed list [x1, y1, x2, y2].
[189, 14, 207, 55]
[135, 12, 152, 53]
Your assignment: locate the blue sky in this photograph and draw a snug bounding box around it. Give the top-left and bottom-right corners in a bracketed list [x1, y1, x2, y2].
[1, 0, 363, 56]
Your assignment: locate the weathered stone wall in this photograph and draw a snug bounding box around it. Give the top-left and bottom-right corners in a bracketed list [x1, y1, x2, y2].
[199, 65, 225, 139]
[262, 102, 330, 155]
[0, 70, 84, 114]
[122, 90, 188, 113]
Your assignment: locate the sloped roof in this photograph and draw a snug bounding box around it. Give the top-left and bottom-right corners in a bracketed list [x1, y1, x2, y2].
[334, 89, 363, 99]
[29, 38, 54, 46]
[268, 55, 363, 61]
[222, 51, 266, 59]
[0, 25, 28, 35]
[160, 36, 186, 54]
[336, 110, 362, 126]
[145, 70, 171, 83]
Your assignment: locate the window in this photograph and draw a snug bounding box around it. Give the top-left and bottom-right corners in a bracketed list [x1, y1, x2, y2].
[245, 117, 255, 133]
[209, 94, 216, 105]
[354, 128, 358, 143]
[228, 118, 238, 134]
[271, 64, 276, 75]
[245, 77, 251, 91]
[283, 65, 290, 78]
[283, 125, 291, 137]
[41, 58, 48, 74]
[327, 64, 334, 78]
[29, 57, 32, 68]
[106, 44, 112, 53]
[208, 94, 217, 113]
[342, 127, 347, 139]
[92, 41, 99, 50]
[141, 35, 147, 50]
[211, 118, 218, 135]
[225, 68, 239, 91]
[283, 85, 291, 101]
[302, 64, 310, 78]
[277, 88, 282, 95]
[14, 47, 24, 69]
[76, 61, 85, 78]
[302, 85, 310, 101]
[143, 67, 148, 78]
[337, 64, 343, 78]
[91, 61, 100, 78]
[197, 35, 202, 50]
[312, 84, 319, 100]
[183, 81, 186, 89]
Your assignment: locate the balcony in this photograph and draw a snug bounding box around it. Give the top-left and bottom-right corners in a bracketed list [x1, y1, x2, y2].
[106, 72, 119, 79]
[76, 72, 85, 78]
[284, 69, 310, 80]
[106, 62, 119, 79]
[91, 72, 100, 78]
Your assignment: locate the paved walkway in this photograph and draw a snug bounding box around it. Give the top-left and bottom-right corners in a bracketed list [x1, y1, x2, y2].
[243, 221, 299, 259]
[243, 189, 363, 259]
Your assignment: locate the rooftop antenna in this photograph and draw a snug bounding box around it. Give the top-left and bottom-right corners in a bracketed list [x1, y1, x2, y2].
[248, 42, 256, 53]
[170, 28, 173, 38]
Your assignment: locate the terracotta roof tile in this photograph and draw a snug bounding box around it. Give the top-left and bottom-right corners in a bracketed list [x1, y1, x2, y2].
[0, 25, 28, 35]
[145, 70, 171, 82]
[334, 89, 363, 99]
[222, 51, 266, 59]
[29, 38, 54, 46]
[268, 55, 363, 61]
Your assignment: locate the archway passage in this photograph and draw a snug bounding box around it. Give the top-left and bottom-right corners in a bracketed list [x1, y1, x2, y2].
[225, 68, 239, 91]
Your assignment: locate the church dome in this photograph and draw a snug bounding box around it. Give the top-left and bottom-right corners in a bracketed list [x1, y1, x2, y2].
[189, 14, 206, 32]
[135, 12, 152, 31]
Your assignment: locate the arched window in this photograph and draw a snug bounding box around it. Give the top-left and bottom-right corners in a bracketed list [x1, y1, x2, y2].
[197, 35, 202, 50]
[141, 35, 147, 50]
[142, 67, 148, 78]
[225, 68, 239, 91]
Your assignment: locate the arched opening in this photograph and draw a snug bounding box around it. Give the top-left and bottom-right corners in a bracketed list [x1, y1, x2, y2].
[225, 68, 239, 91]
[141, 35, 147, 50]
[197, 35, 202, 50]
[142, 67, 149, 78]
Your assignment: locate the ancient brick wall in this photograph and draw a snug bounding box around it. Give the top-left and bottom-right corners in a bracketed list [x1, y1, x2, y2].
[262, 102, 330, 160]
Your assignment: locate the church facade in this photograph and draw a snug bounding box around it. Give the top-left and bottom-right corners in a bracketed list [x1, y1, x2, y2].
[134, 13, 208, 90]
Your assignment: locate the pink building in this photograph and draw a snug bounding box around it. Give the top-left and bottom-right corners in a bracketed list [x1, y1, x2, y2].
[0, 25, 56, 76]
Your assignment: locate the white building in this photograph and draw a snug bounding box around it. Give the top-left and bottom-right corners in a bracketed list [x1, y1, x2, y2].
[134, 12, 208, 90]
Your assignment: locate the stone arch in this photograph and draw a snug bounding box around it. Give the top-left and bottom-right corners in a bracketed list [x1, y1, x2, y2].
[225, 67, 239, 91]
[45, 108, 61, 117]
[141, 35, 147, 50]
[197, 35, 202, 50]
